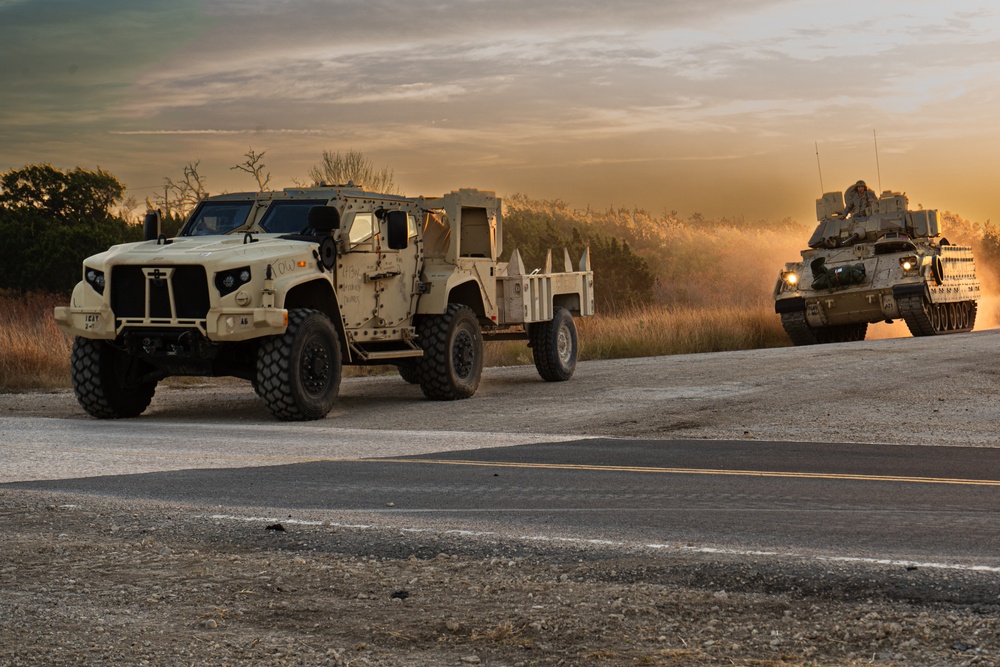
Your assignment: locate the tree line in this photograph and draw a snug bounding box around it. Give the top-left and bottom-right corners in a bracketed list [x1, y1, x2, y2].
[0, 164, 142, 293]
[0, 156, 664, 310]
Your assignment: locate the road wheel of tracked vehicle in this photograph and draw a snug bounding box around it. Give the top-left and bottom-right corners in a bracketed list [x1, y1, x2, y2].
[256, 309, 342, 421]
[71, 337, 157, 419]
[529, 307, 578, 382]
[898, 295, 977, 336]
[961, 301, 978, 330]
[413, 304, 483, 400]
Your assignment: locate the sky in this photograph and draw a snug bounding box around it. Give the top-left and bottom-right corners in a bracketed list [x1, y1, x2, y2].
[3, 0, 1000, 226]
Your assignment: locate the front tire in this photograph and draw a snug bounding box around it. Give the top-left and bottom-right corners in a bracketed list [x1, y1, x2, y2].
[529, 307, 578, 381]
[256, 309, 342, 421]
[71, 337, 157, 419]
[413, 304, 484, 400]
[397, 362, 421, 384]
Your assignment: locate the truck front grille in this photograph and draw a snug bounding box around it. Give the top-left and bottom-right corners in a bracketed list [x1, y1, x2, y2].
[111, 265, 210, 320]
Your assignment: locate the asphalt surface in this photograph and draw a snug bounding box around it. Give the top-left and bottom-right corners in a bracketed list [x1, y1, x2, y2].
[6, 436, 1000, 567]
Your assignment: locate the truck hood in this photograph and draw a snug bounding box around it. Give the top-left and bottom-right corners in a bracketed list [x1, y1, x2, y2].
[86, 234, 319, 268]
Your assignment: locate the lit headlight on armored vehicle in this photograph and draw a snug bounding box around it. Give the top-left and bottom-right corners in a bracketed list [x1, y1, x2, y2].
[84, 267, 106, 295]
[899, 256, 918, 272]
[781, 271, 799, 287]
[214, 266, 252, 296]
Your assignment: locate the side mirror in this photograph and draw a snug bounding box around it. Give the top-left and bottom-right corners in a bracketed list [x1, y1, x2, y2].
[386, 210, 408, 250]
[143, 210, 161, 241]
[307, 205, 340, 233]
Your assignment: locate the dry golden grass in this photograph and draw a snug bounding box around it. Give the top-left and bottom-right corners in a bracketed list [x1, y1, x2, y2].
[0, 291, 72, 392]
[1, 293, 790, 392]
[578, 302, 789, 358]
[485, 302, 789, 368]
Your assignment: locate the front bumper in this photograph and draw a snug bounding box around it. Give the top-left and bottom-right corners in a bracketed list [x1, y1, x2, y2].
[55, 306, 288, 341]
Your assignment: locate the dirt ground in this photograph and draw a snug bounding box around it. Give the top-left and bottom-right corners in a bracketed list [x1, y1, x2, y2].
[4, 331, 1000, 666]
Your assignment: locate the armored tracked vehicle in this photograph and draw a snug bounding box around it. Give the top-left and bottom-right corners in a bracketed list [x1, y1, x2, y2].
[55, 186, 594, 420]
[773, 187, 979, 345]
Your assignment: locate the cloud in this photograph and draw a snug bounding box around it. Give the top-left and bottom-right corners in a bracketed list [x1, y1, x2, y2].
[109, 129, 324, 136]
[4, 0, 1000, 222]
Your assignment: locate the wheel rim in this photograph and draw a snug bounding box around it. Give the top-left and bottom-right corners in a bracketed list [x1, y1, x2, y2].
[556, 323, 573, 365]
[452, 329, 476, 380]
[301, 337, 332, 395]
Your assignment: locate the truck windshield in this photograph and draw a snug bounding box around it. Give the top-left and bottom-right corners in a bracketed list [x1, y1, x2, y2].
[181, 202, 254, 236]
[257, 199, 328, 234]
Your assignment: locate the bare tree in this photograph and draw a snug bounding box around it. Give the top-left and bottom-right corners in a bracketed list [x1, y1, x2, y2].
[307, 149, 401, 194]
[146, 160, 210, 218]
[231, 147, 271, 192]
[116, 192, 142, 223]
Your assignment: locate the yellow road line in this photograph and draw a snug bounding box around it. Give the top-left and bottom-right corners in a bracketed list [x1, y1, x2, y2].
[362, 458, 1000, 487]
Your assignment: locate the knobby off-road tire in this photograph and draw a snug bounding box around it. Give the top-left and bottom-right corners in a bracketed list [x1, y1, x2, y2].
[413, 304, 484, 400]
[71, 337, 157, 419]
[256, 309, 342, 421]
[898, 295, 977, 337]
[779, 311, 867, 346]
[529, 307, 578, 382]
[397, 362, 421, 385]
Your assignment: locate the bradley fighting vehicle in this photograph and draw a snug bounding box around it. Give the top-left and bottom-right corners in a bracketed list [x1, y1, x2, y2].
[55, 186, 594, 420]
[773, 187, 979, 345]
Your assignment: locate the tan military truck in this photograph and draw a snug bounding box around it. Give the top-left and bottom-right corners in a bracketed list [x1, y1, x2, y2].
[55, 186, 595, 420]
[773, 188, 979, 345]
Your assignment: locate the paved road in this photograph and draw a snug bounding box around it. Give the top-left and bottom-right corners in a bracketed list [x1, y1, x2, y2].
[5, 419, 1000, 568]
[5, 330, 1000, 569]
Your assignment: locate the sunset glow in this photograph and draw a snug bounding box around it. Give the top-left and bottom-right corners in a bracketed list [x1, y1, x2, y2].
[3, 0, 999, 225]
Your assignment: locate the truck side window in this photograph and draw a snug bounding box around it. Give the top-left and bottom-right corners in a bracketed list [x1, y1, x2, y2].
[348, 212, 375, 247]
[258, 199, 328, 234]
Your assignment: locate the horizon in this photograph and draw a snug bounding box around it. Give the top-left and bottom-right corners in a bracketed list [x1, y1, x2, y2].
[3, 1, 1000, 226]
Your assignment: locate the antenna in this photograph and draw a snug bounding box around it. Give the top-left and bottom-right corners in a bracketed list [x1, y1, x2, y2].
[873, 129, 882, 193]
[815, 141, 825, 194]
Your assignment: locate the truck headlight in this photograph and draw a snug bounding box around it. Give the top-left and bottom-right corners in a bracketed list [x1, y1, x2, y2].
[899, 256, 918, 272]
[214, 266, 252, 296]
[782, 271, 799, 287]
[85, 267, 106, 295]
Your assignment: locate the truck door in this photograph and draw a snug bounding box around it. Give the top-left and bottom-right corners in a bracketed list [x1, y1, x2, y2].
[337, 211, 380, 328]
[374, 212, 421, 327]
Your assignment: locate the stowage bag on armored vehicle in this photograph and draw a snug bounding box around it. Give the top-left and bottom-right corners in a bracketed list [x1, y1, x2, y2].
[809, 257, 866, 290]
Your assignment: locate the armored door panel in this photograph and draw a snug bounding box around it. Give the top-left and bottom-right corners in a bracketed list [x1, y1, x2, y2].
[374, 213, 421, 327]
[337, 212, 379, 329]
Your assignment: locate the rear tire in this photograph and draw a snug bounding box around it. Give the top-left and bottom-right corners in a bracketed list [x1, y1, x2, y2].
[529, 307, 578, 381]
[256, 309, 342, 421]
[413, 304, 483, 400]
[71, 337, 157, 419]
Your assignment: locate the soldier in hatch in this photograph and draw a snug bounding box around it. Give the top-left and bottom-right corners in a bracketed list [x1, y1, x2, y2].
[844, 180, 878, 218]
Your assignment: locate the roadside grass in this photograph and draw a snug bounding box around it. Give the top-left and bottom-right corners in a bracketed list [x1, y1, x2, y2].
[0, 291, 72, 392]
[2, 292, 790, 392]
[485, 301, 789, 367]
